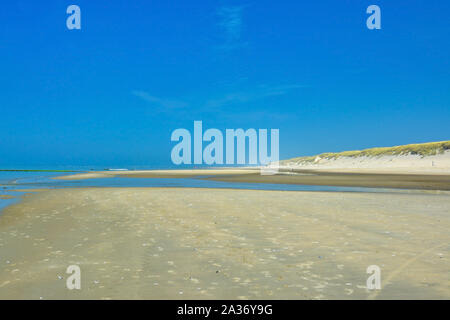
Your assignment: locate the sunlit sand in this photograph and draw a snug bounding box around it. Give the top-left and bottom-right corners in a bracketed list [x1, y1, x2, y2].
[0, 187, 448, 299]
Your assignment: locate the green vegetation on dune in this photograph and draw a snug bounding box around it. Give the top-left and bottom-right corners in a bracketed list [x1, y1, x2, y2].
[283, 141, 450, 164]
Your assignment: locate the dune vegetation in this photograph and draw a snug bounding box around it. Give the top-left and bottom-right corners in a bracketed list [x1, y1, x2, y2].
[283, 141, 450, 164]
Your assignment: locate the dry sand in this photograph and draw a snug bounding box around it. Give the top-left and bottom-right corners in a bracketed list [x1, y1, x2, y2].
[0, 187, 449, 299]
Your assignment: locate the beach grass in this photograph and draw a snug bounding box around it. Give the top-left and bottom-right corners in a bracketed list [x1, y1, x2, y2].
[284, 140, 450, 164]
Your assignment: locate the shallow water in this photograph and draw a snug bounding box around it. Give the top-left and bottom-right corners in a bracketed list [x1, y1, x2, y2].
[0, 171, 426, 191]
[0, 170, 444, 213]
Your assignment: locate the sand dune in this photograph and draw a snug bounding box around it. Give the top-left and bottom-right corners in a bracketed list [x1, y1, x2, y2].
[279, 152, 450, 174]
[279, 142, 450, 174]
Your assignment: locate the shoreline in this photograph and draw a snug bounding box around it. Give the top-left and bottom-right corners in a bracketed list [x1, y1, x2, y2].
[53, 168, 450, 191]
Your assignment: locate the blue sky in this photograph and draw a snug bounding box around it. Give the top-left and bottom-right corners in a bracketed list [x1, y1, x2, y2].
[0, 0, 449, 167]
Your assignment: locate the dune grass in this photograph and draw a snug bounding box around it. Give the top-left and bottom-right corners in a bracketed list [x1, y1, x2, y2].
[283, 141, 450, 164]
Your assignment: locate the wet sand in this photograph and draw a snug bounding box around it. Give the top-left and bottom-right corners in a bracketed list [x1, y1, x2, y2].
[0, 187, 449, 299]
[56, 168, 450, 191]
[54, 169, 258, 180]
[205, 170, 450, 191]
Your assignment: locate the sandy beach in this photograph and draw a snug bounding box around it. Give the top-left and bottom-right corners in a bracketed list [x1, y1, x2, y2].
[0, 187, 449, 299]
[1, 0, 449, 306]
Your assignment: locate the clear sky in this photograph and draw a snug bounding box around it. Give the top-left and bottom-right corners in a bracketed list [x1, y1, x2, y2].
[0, 1, 449, 168]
